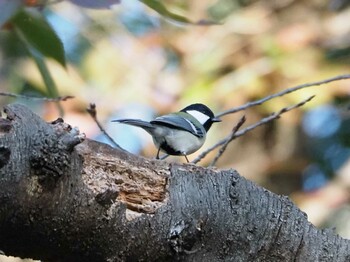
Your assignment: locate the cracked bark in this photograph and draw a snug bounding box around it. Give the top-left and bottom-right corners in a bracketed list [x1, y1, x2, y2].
[0, 103, 349, 262]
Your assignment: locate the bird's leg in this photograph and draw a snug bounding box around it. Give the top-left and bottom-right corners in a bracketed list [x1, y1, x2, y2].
[156, 148, 161, 159]
[184, 155, 189, 163]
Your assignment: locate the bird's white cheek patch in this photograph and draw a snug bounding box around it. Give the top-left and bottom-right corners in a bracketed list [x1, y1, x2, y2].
[187, 110, 210, 124]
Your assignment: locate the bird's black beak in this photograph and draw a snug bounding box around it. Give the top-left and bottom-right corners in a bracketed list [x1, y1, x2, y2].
[211, 117, 221, 123]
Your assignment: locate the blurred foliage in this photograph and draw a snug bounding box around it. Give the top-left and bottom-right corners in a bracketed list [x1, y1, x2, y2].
[1, 0, 350, 244]
[11, 9, 65, 67]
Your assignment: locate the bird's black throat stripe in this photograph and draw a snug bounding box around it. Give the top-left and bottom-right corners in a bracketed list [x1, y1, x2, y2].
[160, 141, 183, 156]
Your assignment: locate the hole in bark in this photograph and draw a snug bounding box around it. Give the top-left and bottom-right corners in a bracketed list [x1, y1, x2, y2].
[95, 188, 119, 207]
[0, 147, 10, 168]
[0, 119, 12, 133]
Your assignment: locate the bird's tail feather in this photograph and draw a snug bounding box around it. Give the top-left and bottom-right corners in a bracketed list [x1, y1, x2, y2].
[112, 119, 154, 130]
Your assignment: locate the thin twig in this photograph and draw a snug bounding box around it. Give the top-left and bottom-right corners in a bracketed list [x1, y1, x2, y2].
[159, 154, 169, 160]
[192, 95, 315, 164]
[209, 115, 246, 167]
[216, 74, 350, 117]
[87, 103, 124, 150]
[0, 92, 74, 102]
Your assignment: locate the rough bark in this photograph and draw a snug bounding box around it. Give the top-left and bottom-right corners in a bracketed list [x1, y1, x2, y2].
[0, 103, 349, 262]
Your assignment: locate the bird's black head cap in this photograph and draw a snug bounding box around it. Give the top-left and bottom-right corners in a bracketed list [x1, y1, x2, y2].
[181, 103, 221, 131]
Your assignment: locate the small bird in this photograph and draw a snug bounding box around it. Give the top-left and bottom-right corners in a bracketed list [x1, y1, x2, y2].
[112, 103, 221, 162]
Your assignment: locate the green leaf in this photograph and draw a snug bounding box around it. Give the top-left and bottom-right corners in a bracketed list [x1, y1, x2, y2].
[11, 9, 66, 67]
[140, 0, 218, 25]
[0, 0, 22, 28]
[14, 27, 64, 115]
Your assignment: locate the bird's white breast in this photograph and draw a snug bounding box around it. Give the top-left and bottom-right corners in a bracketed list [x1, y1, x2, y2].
[152, 126, 206, 155]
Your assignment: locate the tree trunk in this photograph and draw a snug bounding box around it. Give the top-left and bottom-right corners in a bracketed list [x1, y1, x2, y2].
[0, 103, 349, 262]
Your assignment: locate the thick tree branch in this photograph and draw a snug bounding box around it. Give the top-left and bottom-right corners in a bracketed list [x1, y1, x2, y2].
[0, 104, 349, 262]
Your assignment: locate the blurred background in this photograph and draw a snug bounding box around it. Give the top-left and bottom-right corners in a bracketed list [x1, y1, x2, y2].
[1, 0, 350, 259]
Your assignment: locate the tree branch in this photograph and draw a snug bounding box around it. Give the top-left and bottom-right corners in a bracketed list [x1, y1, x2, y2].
[86, 103, 124, 150]
[193, 95, 315, 164]
[216, 74, 350, 117]
[209, 115, 246, 166]
[0, 103, 349, 261]
[0, 92, 74, 102]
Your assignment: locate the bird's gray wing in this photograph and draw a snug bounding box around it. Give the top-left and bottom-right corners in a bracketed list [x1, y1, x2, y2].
[151, 114, 204, 137]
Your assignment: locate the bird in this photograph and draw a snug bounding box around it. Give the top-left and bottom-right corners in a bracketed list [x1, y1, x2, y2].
[112, 103, 221, 162]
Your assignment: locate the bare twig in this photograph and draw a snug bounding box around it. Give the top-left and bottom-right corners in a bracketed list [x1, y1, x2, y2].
[209, 115, 246, 167]
[0, 92, 74, 102]
[86, 103, 124, 150]
[216, 74, 350, 118]
[192, 95, 315, 164]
